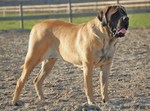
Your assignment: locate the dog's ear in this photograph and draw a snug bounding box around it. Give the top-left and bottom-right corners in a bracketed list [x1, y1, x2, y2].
[97, 6, 111, 26]
[98, 11, 107, 26]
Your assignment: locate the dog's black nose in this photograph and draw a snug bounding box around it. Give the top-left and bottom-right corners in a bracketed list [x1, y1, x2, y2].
[123, 16, 129, 21]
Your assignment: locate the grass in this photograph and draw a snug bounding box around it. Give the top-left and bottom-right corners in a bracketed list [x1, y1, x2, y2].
[0, 13, 149, 30]
[129, 13, 150, 28]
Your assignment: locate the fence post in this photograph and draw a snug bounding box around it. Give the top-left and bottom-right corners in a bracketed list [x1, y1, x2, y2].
[68, 0, 72, 23]
[117, 0, 119, 4]
[19, 1, 24, 30]
[3, 7, 6, 17]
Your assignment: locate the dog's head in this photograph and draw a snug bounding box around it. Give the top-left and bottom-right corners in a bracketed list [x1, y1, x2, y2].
[98, 5, 129, 38]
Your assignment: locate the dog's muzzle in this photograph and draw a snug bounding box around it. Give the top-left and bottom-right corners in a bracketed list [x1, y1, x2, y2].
[112, 16, 129, 38]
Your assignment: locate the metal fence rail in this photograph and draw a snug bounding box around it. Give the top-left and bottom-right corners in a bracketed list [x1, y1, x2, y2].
[0, 0, 149, 29]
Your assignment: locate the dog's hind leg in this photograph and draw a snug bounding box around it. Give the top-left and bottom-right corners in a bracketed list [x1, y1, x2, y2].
[34, 58, 57, 101]
[12, 40, 50, 105]
[12, 54, 41, 105]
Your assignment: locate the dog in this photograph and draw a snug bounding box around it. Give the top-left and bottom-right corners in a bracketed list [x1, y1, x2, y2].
[12, 4, 129, 105]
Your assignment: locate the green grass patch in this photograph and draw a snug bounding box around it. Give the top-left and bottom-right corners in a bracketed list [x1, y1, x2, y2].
[73, 17, 94, 24]
[0, 20, 20, 29]
[0, 13, 149, 30]
[128, 13, 150, 28]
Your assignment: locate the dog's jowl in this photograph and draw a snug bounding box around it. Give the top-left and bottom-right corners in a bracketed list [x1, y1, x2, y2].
[13, 5, 129, 105]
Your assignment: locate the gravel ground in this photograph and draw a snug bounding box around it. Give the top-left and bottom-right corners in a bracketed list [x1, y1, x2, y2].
[0, 28, 150, 111]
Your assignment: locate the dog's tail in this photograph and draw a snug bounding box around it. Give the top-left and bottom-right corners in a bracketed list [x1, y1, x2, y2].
[20, 64, 24, 70]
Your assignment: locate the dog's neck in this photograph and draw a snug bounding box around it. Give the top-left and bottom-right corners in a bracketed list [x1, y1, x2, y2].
[87, 17, 113, 41]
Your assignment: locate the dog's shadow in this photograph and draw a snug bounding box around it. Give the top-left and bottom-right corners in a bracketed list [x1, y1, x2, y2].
[76, 103, 101, 111]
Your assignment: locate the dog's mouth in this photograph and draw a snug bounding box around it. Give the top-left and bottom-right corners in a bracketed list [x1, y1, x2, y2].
[113, 21, 128, 38]
[115, 27, 127, 37]
[112, 27, 127, 38]
[111, 16, 129, 38]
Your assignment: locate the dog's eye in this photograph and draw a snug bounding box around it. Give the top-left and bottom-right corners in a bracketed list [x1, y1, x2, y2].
[111, 13, 119, 20]
[120, 9, 127, 15]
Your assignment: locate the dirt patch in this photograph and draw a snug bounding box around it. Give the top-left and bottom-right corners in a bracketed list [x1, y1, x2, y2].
[0, 28, 150, 111]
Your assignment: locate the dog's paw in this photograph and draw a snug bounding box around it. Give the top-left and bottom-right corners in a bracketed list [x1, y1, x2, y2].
[12, 101, 24, 106]
[82, 103, 100, 111]
[102, 98, 109, 103]
[34, 97, 46, 104]
[102, 99, 106, 103]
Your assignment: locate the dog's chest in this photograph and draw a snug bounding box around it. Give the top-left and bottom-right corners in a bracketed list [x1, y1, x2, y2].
[94, 41, 116, 66]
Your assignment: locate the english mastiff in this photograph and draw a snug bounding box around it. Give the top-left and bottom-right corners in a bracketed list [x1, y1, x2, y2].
[13, 4, 129, 105]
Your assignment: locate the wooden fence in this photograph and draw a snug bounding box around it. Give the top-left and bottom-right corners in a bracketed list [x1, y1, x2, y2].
[0, 0, 150, 29]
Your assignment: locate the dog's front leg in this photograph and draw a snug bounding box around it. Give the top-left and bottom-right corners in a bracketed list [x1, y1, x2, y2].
[83, 62, 94, 105]
[100, 62, 112, 103]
